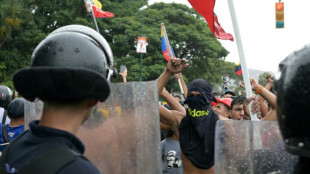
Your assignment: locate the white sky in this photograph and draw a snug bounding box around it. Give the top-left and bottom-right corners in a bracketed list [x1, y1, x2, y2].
[149, 0, 310, 73]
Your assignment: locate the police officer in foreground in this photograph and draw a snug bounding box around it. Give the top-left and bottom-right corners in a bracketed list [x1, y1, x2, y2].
[0, 25, 114, 173]
[276, 44, 310, 173]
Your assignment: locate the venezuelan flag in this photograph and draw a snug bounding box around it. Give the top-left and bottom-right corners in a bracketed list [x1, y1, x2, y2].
[161, 26, 175, 61]
[235, 62, 242, 75]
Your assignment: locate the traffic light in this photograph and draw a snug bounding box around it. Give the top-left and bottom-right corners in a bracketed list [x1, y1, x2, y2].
[275, 2, 284, 28]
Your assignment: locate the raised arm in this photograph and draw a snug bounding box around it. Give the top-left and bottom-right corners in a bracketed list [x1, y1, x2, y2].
[259, 75, 275, 117]
[161, 87, 186, 115]
[160, 121, 172, 130]
[159, 104, 184, 128]
[157, 58, 188, 97]
[174, 73, 188, 99]
[264, 74, 274, 91]
[119, 68, 127, 83]
[250, 78, 276, 110]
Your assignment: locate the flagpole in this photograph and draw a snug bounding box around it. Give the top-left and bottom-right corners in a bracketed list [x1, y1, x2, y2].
[139, 0, 145, 81]
[91, 9, 100, 33]
[85, 0, 100, 33]
[161, 23, 184, 94]
[227, 0, 258, 121]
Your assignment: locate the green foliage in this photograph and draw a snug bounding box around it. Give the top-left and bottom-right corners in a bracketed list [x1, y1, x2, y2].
[0, 0, 90, 85]
[0, 0, 22, 48]
[0, 0, 237, 93]
[258, 72, 270, 87]
[109, 2, 229, 89]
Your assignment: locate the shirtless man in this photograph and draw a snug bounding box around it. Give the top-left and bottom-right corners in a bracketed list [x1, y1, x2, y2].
[158, 58, 223, 174]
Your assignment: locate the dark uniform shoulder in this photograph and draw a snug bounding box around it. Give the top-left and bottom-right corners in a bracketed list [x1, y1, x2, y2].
[59, 157, 100, 174]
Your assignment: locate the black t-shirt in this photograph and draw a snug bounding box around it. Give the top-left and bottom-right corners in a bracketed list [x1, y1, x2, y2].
[179, 108, 219, 169]
[5, 120, 100, 174]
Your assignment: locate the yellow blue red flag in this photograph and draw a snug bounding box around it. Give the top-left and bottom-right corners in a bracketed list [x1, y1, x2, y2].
[161, 24, 175, 61]
[84, 0, 114, 18]
[235, 62, 242, 75]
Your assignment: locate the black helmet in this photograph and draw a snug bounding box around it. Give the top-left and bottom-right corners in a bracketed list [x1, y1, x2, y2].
[224, 90, 235, 96]
[7, 98, 25, 119]
[0, 85, 12, 109]
[13, 25, 114, 102]
[275, 43, 310, 158]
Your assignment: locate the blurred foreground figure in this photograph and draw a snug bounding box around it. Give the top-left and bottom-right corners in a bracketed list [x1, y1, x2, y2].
[0, 24, 114, 174]
[276, 44, 310, 173]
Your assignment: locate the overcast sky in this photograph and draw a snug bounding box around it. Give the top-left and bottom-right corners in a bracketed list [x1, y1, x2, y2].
[148, 0, 310, 73]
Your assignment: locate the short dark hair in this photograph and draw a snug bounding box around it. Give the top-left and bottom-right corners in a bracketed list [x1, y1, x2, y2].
[231, 96, 246, 109]
[7, 98, 25, 119]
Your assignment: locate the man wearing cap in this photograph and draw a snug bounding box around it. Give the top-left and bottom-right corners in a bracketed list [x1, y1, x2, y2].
[213, 98, 232, 119]
[158, 58, 226, 174]
[0, 25, 114, 173]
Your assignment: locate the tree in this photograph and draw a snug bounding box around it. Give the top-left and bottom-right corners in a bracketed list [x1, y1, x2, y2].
[107, 2, 229, 91]
[258, 72, 270, 87]
[213, 60, 243, 93]
[0, 0, 90, 88]
[0, 0, 230, 92]
[0, 0, 21, 49]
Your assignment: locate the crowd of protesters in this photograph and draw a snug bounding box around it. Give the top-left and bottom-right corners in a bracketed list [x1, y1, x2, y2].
[0, 24, 308, 174]
[157, 58, 280, 174]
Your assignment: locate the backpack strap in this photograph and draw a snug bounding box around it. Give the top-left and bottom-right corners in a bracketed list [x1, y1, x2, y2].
[1, 125, 9, 143]
[17, 146, 79, 174]
[1, 110, 6, 125]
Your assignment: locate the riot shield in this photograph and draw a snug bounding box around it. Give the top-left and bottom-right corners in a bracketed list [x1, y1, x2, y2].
[24, 99, 43, 130]
[215, 120, 298, 174]
[24, 81, 162, 174]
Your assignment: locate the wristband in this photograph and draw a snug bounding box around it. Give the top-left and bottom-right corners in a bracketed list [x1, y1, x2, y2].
[255, 85, 263, 94]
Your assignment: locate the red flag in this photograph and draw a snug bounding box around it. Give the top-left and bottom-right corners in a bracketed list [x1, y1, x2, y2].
[188, 0, 234, 41]
[92, 5, 114, 18]
[188, 0, 215, 33]
[213, 13, 234, 41]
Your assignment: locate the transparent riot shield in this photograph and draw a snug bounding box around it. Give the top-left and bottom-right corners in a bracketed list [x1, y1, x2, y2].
[24, 81, 162, 174]
[24, 99, 43, 130]
[215, 120, 298, 174]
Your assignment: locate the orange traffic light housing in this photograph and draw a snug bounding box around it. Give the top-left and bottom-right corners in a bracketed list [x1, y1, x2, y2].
[275, 2, 284, 28]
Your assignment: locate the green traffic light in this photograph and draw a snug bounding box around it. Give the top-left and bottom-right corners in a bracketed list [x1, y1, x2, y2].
[276, 21, 284, 28]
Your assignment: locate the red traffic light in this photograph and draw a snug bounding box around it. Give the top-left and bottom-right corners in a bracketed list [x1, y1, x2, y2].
[276, 2, 284, 11]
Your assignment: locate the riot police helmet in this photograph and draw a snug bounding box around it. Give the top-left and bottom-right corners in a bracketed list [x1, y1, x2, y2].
[275, 43, 310, 158]
[13, 25, 114, 102]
